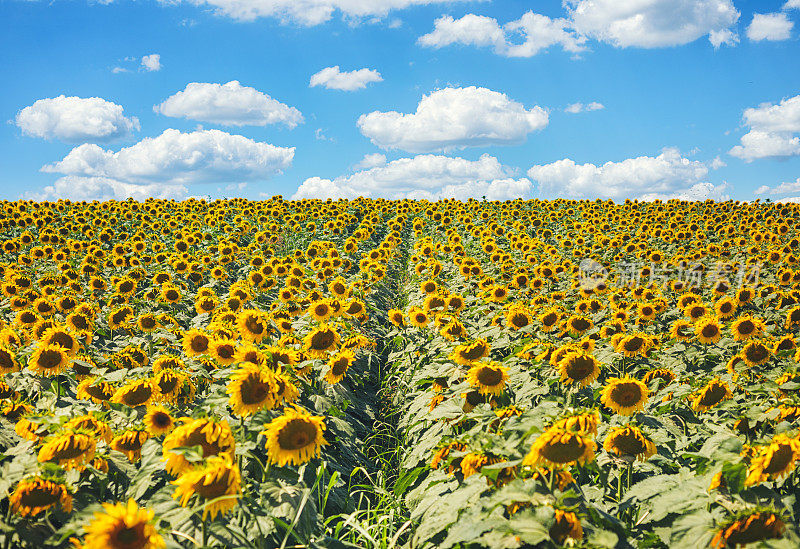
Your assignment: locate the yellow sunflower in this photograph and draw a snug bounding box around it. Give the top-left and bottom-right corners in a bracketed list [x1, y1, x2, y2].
[28, 344, 71, 376]
[162, 418, 236, 475]
[111, 379, 158, 407]
[603, 424, 656, 461]
[549, 509, 583, 545]
[730, 316, 765, 342]
[466, 361, 509, 396]
[711, 511, 786, 548]
[601, 377, 649, 416]
[110, 429, 151, 462]
[10, 477, 73, 517]
[522, 427, 596, 467]
[81, 499, 165, 549]
[694, 316, 722, 345]
[226, 364, 278, 416]
[172, 453, 241, 520]
[38, 431, 96, 470]
[261, 406, 328, 466]
[145, 406, 175, 436]
[741, 340, 772, 367]
[182, 329, 211, 357]
[692, 378, 732, 412]
[325, 350, 355, 384]
[302, 324, 341, 358]
[237, 309, 269, 342]
[450, 339, 490, 366]
[557, 352, 601, 386]
[745, 434, 800, 486]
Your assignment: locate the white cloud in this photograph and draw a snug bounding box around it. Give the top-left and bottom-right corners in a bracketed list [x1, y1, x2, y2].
[309, 66, 383, 91]
[746, 13, 793, 41]
[785, 0, 800, 10]
[159, 0, 468, 25]
[729, 95, 800, 161]
[418, 12, 586, 57]
[314, 128, 334, 141]
[15, 96, 139, 143]
[640, 181, 730, 201]
[354, 153, 387, 169]
[29, 177, 188, 202]
[112, 67, 129, 74]
[357, 86, 548, 153]
[566, 0, 740, 48]
[709, 28, 739, 48]
[155, 81, 303, 128]
[527, 147, 713, 200]
[141, 54, 162, 72]
[565, 101, 604, 114]
[752, 177, 800, 197]
[292, 153, 531, 200]
[39, 128, 294, 200]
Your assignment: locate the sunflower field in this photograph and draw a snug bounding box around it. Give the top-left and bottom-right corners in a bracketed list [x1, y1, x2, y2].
[0, 197, 799, 548]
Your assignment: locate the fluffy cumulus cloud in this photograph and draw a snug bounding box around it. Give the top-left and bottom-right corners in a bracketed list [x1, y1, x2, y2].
[566, 0, 739, 48]
[309, 66, 383, 91]
[565, 101, 604, 113]
[154, 81, 303, 128]
[37, 128, 294, 201]
[753, 177, 800, 197]
[527, 147, 715, 200]
[293, 153, 531, 200]
[357, 86, 548, 153]
[158, 0, 466, 25]
[15, 96, 139, 143]
[729, 94, 800, 161]
[786, 0, 800, 9]
[418, 12, 586, 57]
[418, 1, 739, 55]
[141, 54, 162, 71]
[354, 153, 387, 170]
[746, 12, 794, 41]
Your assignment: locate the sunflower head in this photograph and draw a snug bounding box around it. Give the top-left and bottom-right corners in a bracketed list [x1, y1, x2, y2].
[601, 377, 649, 416]
[466, 361, 509, 396]
[28, 344, 71, 376]
[145, 406, 175, 436]
[523, 427, 596, 467]
[549, 509, 583, 545]
[557, 352, 601, 387]
[81, 499, 165, 549]
[261, 406, 328, 466]
[172, 453, 241, 520]
[745, 434, 800, 486]
[692, 378, 732, 412]
[603, 424, 656, 461]
[694, 316, 722, 344]
[711, 511, 786, 549]
[10, 477, 73, 517]
[302, 324, 340, 357]
[162, 418, 236, 475]
[451, 339, 490, 365]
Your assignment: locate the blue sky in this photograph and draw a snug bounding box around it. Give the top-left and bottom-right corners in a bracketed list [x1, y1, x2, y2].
[2, 0, 799, 202]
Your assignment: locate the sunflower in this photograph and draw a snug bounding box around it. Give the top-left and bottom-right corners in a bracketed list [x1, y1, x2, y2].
[715, 296, 737, 319]
[549, 509, 583, 545]
[741, 340, 772, 367]
[237, 309, 269, 342]
[466, 362, 509, 396]
[261, 406, 328, 466]
[145, 406, 175, 436]
[711, 511, 786, 548]
[77, 377, 115, 404]
[527, 468, 575, 491]
[730, 316, 765, 342]
[81, 499, 165, 549]
[745, 434, 800, 485]
[551, 411, 599, 436]
[152, 354, 186, 373]
[670, 319, 694, 342]
[566, 315, 593, 336]
[440, 319, 467, 341]
[603, 424, 656, 461]
[10, 477, 73, 517]
[694, 316, 722, 345]
[692, 378, 732, 412]
[450, 339, 490, 366]
[0, 345, 19, 373]
[523, 427, 596, 467]
[111, 429, 150, 462]
[208, 338, 237, 366]
[39, 326, 80, 356]
[38, 431, 96, 470]
[642, 368, 676, 391]
[28, 344, 71, 376]
[111, 379, 157, 407]
[557, 352, 601, 386]
[539, 308, 561, 332]
[65, 414, 112, 443]
[601, 377, 649, 416]
[153, 369, 187, 404]
[616, 333, 650, 357]
[226, 364, 278, 416]
[182, 329, 211, 357]
[506, 308, 533, 330]
[786, 306, 800, 328]
[172, 453, 241, 520]
[325, 350, 355, 384]
[163, 418, 236, 475]
[302, 324, 340, 358]
[408, 308, 430, 328]
[388, 308, 405, 328]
